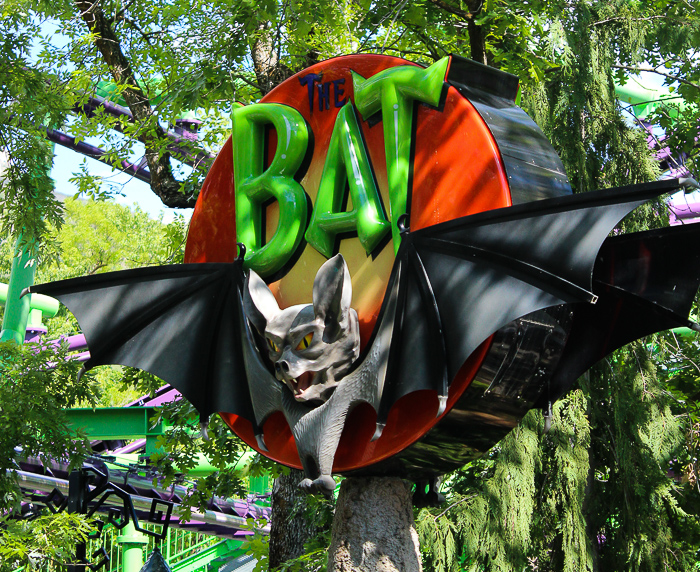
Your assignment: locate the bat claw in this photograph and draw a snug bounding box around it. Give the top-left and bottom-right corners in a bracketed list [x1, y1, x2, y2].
[437, 395, 448, 417]
[299, 475, 336, 496]
[371, 423, 385, 441]
[77, 366, 86, 382]
[19, 287, 30, 299]
[255, 433, 268, 452]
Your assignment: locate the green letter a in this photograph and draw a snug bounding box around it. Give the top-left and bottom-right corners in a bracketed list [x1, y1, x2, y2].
[306, 104, 390, 258]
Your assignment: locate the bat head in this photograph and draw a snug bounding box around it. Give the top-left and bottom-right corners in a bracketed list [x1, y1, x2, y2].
[244, 254, 360, 403]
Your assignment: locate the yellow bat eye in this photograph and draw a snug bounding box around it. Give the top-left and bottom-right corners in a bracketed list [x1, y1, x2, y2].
[267, 338, 279, 353]
[296, 333, 313, 351]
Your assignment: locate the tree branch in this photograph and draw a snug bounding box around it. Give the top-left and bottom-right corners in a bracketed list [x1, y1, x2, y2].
[120, 16, 161, 45]
[433, 494, 477, 520]
[591, 15, 676, 27]
[405, 25, 448, 61]
[73, 0, 196, 208]
[249, 21, 295, 95]
[425, 0, 475, 20]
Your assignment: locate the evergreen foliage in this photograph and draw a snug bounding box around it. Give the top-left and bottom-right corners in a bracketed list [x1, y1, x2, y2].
[583, 349, 686, 570]
[418, 352, 690, 571]
[416, 2, 700, 571]
[418, 413, 543, 571]
[527, 1, 660, 194]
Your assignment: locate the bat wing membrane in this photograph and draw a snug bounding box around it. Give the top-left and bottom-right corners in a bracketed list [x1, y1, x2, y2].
[28, 263, 255, 421]
[543, 222, 700, 404]
[368, 179, 696, 426]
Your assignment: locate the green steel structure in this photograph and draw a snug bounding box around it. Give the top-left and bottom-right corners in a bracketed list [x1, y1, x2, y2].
[0, 253, 266, 571]
[93, 523, 247, 572]
[16, 524, 248, 572]
[615, 79, 685, 120]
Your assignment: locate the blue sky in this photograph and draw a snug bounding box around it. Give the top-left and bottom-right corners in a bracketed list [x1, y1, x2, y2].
[50, 141, 194, 224]
[38, 20, 194, 224]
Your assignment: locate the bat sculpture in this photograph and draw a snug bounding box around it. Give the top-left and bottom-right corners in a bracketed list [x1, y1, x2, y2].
[25, 178, 700, 494]
[24, 53, 700, 495]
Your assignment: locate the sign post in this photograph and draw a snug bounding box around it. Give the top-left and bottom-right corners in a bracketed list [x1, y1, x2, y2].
[329, 477, 421, 572]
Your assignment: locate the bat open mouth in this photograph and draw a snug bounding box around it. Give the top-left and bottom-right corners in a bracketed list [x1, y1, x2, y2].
[288, 371, 314, 400]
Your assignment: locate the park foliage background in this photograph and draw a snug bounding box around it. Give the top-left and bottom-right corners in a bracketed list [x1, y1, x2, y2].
[1, 1, 700, 570]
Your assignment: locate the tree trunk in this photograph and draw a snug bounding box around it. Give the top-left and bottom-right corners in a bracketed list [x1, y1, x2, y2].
[74, 0, 196, 208]
[268, 469, 316, 568]
[328, 477, 421, 572]
[467, 20, 488, 65]
[465, 0, 488, 65]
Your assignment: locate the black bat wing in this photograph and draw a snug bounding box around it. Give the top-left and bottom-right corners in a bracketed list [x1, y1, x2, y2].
[540, 222, 700, 405]
[237, 302, 293, 448]
[26, 262, 255, 422]
[359, 178, 697, 428]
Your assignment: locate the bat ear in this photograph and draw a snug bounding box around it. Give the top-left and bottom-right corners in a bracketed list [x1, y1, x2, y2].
[313, 254, 352, 339]
[244, 271, 281, 335]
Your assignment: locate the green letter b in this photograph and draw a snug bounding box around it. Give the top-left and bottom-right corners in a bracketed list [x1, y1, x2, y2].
[232, 103, 309, 277]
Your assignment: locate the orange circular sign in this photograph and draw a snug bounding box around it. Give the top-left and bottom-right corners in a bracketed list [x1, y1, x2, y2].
[185, 54, 513, 473]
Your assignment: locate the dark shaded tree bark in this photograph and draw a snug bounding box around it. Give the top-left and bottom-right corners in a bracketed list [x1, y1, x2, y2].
[465, 0, 488, 65]
[268, 469, 318, 568]
[426, 0, 488, 65]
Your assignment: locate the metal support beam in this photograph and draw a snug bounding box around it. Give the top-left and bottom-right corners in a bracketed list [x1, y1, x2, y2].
[118, 522, 148, 572]
[1, 235, 37, 344]
[0, 282, 59, 318]
[65, 407, 164, 454]
[14, 470, 270, 536]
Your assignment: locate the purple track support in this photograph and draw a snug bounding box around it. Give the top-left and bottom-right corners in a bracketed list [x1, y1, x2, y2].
[25, 325, 48, 343]
[669, 198, 700, 225]
[74, 95, 215, 170]
[644, 123, 693, 179]
[46, 129, 152, 183]
[72, 350, 90, 363]
[54, 334, 88, 351]
[141, 388, 182, 406]
[125, 385, 182, 408]
[114, 439, 147, 454]
[44, 333, 88, 351]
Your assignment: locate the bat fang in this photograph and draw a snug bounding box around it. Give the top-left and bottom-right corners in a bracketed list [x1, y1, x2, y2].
[371, 423, 386, 442]
[437, 395, 448, 417]
[255, 433, 269, 452]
